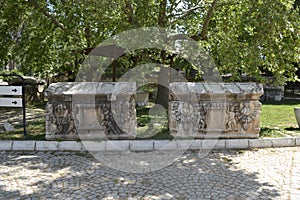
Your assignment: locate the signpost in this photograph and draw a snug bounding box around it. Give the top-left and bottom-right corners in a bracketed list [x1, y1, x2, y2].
[0, 74, 26, 136]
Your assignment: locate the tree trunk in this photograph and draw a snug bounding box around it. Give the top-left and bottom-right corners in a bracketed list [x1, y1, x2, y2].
[155, 66, 169, 108]
[155, 0, 169, 108]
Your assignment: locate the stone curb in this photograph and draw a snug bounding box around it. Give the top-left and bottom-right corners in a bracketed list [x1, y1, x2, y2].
[0, 138, 300, 151]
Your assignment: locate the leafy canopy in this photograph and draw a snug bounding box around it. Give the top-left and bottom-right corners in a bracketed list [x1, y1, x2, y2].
[0, 0, 299, 85]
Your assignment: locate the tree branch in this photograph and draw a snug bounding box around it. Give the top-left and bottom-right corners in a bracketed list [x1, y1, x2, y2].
[170, 5, 204, 24]
[199, 0, 218, 41]
[124, 0, 135, 25]
[28, 0, 65, 30]
[158, 0, 168, 27]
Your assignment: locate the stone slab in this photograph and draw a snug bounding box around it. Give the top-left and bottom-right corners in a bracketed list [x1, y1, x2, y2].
[106, 141, 130, 151]
[154, 140, 177, 150]
[249, 138, 272, 148]
[130, 140, 153, 151]
[12, 141, 36, 151]
[36, 141, 59, 151]
[226, 139, 249, 149]
[272, 138, 296, 147]
[201, 140, 226, 149]
[2, 137, 300, 152]
[296, 138, 300, 146]
[81, 141, 106, 151]
[0, 140, 12, 150]
[58, 141, 82, 151]
[189, 140, 203, 149]
[177, 140, 194, 150]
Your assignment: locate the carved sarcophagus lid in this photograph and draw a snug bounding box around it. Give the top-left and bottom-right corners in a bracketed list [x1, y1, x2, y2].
[169, 82, 264, 139]
[169, 82, 264, 101]
[45, 82, 136, 140]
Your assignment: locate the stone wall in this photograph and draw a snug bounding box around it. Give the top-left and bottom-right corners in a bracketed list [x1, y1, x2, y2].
[169, 82, 263, 139]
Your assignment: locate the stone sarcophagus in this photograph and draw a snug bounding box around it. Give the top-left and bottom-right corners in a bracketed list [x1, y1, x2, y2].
[45, 82, 136, 140]
[169, 82, 264, 139]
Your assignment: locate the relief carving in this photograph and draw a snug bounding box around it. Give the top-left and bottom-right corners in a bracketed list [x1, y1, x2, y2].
[100, 103, 126, 135]
[170, 101, 208, 134]
[198, 104, 207, 130]
[45, 82, 137, 140]
[225, 106, 237, 131]
[180, 102, 194, 132]
[46, 103, 76, 135]
[237, 102, 257, 131]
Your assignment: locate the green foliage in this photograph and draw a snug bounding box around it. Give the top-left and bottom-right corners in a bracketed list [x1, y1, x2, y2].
[136, 104, 171, 140]
[260, 127, 286, 138]
[211, 0, 300, 85]
[0, 0, 299, 84]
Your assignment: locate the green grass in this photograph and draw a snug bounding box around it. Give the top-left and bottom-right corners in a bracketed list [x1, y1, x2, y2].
[0, 103, 46, 140]
[136, 104, 173, 140]
[260, 100, 300, 137]
[0, 117, 46, 140]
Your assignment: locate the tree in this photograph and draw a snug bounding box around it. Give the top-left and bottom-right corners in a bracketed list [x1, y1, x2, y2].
[0, 0, 299, 87]
[0, 0, 125, 79]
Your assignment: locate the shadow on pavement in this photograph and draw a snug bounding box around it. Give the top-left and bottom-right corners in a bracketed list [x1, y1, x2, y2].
[0, 150, 281, 199]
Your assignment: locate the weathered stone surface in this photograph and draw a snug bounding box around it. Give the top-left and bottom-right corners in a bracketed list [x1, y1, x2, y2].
[36, 141, 59, 151]
[169, 82, 263, 139]
[249, 138, 272, 148]
[189, 140, 203, 149]
[81, 141, 106, 151]
[0, 140, 12, 150]
[262, 85, 284, 101]
[130, 140, 153, 151]
[45, 82, 137, 140]
[226, 139, 249, 149]
[106, 141, 130, 151]
[57, 141, 82, 151]
[177, 140, 194, 149]
[154, 140, 177, 150]
[272, 138, 296, 147]
[12, 141, 35, 151]
[201, 140, 226, 149]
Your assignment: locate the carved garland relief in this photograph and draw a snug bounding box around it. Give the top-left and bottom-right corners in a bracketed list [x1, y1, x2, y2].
[46, 100, 136, 136]
[170, 100, 261, 133]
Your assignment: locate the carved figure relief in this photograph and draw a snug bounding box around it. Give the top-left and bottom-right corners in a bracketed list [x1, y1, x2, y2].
[198, 104, 207, 130]
[168, 82, 263, 138]
[170, 101, 209, 134]
[46, 103, 76, 135]
[45, 82, 137, 140]
[180, 102, 194, 132]
[237, 102, 256, 130]
[225, 106, 237, 131]
[46, 104, 57, 135]
[171, 101, 181, 122]
[100, 103, 126, 135]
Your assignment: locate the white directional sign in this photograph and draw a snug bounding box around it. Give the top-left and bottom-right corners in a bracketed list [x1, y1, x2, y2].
[0, 98, 22, 107]
[0, 86, 22, 95]
[0, 74, 26, 136]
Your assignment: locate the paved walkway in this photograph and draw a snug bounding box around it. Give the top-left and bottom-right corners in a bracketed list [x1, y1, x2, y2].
[0, 147, 300, 199]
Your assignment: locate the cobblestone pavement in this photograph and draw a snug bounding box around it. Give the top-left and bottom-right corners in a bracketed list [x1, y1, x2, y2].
[0, 147, 300, 200]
